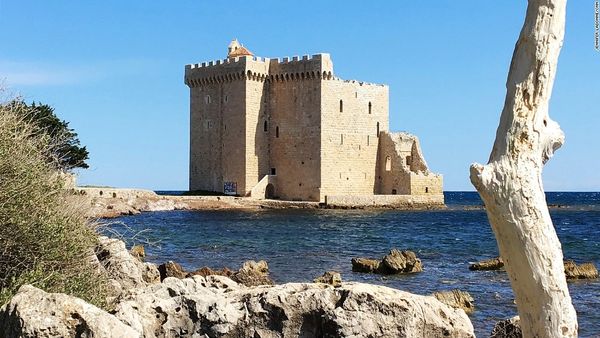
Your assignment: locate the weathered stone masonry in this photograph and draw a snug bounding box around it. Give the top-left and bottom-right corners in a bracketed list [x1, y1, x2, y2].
[185, 40, 442, 202]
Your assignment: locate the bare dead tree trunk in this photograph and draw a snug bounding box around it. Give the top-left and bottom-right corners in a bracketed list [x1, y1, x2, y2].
[470, 0, 578, 337]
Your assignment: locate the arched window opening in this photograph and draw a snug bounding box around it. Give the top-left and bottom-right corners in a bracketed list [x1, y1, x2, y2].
[376, 122, 380, 137]
[385, 156, 392, 171]
[205, 95, 211, 104]
[339, 100, 343, 113]
[263, 121, 268, 132]
[406, 156, 412, 165]
[368, 102, 372, 114]
[276, 126, 279, 138]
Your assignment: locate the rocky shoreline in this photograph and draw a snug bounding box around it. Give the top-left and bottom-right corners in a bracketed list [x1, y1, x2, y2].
[0, 236, 475, 338]
[77, 187, 446, 218]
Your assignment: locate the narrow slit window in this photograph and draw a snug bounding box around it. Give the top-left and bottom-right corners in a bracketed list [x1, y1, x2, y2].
[368, 102, 372, 114]
[276, 126, 279, 138]
[385, 156, 392, 171]
[339, 100, 343, 113]
[376, 122, 380, 137]
[263, 121, 268, 132]
[341, 134, 344, 145]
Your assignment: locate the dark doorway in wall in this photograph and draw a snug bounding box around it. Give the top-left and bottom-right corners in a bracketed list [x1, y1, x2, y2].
[265, 183, 275, 199]
[271, 168, 277, 175]
[392, 189, 397, 195]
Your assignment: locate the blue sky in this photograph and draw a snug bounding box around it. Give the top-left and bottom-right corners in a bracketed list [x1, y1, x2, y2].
[0, 1, 598, 191]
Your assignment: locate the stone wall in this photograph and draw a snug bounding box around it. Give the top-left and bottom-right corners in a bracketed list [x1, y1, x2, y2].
[268, 63, 322, 201]
[187, 58, 249, 194]
[324, 194, 445, 208]
[376, 132, 443, 196]
[319, 80, 389, 201]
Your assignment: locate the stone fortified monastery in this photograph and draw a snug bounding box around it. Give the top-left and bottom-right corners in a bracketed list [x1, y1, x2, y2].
[184, 40, 442, 203]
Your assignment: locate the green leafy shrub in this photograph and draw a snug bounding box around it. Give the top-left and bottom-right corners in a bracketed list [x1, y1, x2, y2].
[0, 100, 107, 307]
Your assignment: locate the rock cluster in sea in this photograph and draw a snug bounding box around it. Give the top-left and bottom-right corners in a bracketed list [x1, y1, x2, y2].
[351, 248, 423, 274]
[469, 256, 599, 280]
[0, 237, 475, 338]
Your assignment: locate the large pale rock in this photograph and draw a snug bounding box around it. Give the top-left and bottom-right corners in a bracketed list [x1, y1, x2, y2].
[96, 236, 160, 295]
[114, 275, 474, 337]
[0, 285, 139, 338]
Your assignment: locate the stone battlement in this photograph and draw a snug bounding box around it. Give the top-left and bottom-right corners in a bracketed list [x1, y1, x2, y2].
[185, 53, 330, 70]
[185, 53, 341, 87]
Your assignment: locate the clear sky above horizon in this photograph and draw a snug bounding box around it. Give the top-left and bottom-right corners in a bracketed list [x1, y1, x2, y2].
[0, 1, 598, 191]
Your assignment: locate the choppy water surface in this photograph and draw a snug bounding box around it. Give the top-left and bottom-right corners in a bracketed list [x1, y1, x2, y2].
[111, 192, 600, 337]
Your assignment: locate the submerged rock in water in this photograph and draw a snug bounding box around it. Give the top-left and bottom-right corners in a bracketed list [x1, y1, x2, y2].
[564, 260, 599, 280]
[351, 257, 381, 273]
[113, 276, 475, 337]
[314, 271, 342, 287]
[469, 257, 504, 271]
[470, 257, 598, 280]
[490, 316, 521, 338]
[381, 249, 423, 274]
[352, 249, 422, 275]
[432, 290, 475, 314]
[0, 285, 139, 338]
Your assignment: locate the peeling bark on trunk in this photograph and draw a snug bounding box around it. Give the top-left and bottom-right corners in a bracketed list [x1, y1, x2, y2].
[470, 1, 577, 337]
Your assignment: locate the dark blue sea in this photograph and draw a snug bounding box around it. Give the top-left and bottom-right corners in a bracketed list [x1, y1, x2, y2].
[110, 192, 600, 337]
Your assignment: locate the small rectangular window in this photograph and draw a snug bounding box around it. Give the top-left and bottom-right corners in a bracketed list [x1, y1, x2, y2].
[270, 168, 276, 175]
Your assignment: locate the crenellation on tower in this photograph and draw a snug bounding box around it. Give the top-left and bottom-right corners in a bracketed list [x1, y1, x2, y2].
[185, 40, 442, 201]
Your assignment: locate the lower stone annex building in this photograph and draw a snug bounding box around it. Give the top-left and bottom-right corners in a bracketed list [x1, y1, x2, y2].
[184, 40, 442, 203]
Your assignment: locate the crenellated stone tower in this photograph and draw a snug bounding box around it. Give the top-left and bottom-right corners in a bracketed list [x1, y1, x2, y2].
[184, 40, 442, 202]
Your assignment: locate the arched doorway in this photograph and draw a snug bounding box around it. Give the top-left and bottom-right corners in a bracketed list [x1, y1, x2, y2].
[265, 183, 275, 199]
